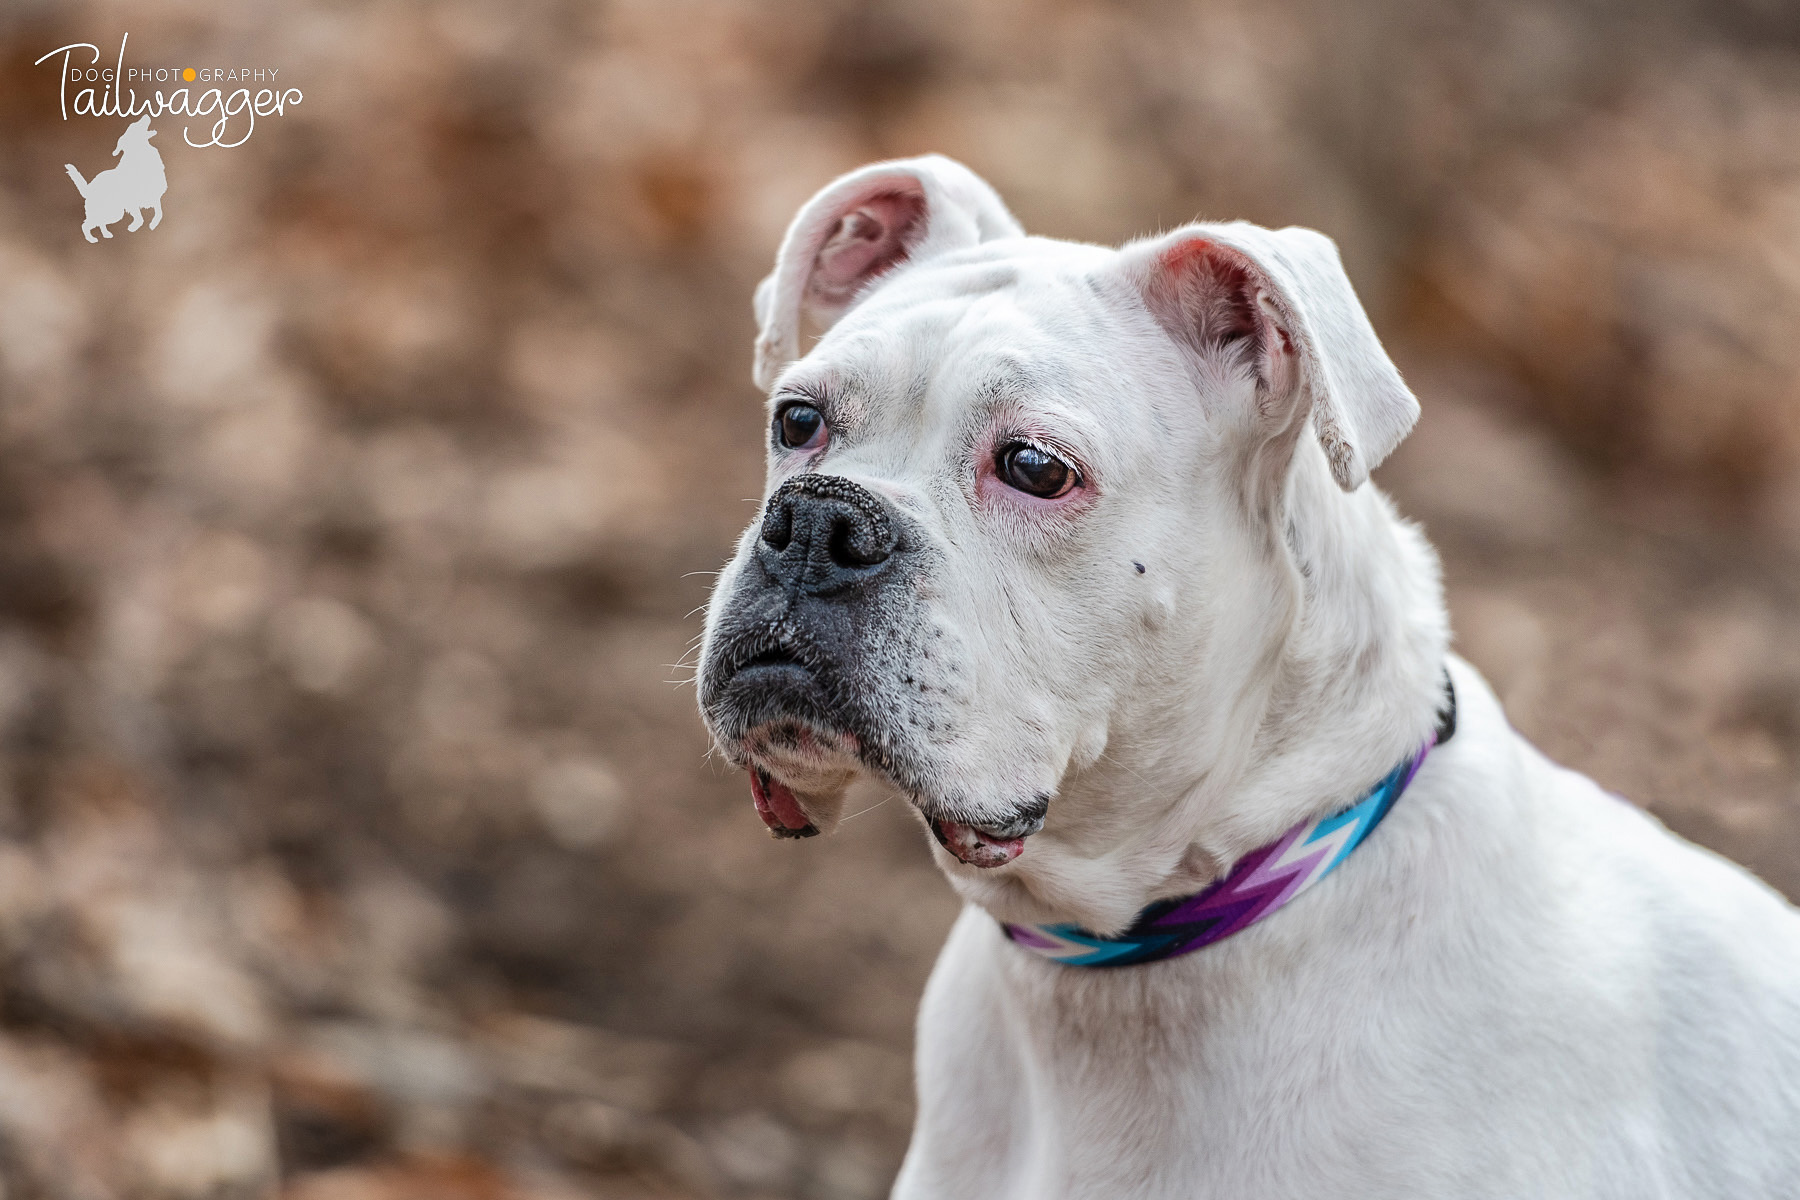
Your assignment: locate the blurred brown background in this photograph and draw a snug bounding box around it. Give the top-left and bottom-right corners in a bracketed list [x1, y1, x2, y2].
[2, 1, 1800, 1196]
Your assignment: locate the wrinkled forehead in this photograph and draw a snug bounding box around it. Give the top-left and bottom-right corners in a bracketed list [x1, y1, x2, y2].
[774, 238, 1148, 444]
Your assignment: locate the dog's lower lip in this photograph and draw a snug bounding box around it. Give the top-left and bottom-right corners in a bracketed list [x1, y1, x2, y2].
[930, 817, 1026, 869]
[750, 768, 818, 839]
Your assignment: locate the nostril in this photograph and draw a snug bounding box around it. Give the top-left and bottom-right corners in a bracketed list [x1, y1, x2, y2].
[827, 510, 892, 568]
[756, 476, 899, 592]
[760, 502, 794, 552]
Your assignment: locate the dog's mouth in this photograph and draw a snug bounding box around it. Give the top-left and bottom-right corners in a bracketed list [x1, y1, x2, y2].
[924, 793, 1048, 868]
[708, 638, 832, 719]
[738, 717, 853, 841]
[709, 638, 858, 839]
[746, 766, 1044, 866]
[709, 635, 1047, 866]
[750, 767, 818, 839]
[927, 816, 1030, 868]
[733, 644, 805, 676]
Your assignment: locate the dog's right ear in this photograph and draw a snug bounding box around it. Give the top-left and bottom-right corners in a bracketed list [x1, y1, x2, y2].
[752, 155, 1023, 391]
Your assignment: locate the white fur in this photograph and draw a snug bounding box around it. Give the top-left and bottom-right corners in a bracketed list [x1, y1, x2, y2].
[899, 662, 1800, 1197]
[702, 157, 1800, 1197]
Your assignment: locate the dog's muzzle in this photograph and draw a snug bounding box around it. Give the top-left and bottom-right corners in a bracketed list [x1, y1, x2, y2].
[702, 476, 1047, 864]
[701, 476, 914, 824]
[703, 474, 908, 708]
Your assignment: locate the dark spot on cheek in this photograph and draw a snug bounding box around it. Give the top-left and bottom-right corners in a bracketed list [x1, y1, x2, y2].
[1133, 561, 1146, 575]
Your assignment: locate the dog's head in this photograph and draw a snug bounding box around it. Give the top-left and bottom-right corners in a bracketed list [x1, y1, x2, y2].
[698, 156, 1432, 928]
[114, 115, 156, 156]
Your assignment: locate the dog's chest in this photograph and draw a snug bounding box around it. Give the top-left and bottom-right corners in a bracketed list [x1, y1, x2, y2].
[927, 855, 1661, 1199]
[992, 952, 1445, 1196]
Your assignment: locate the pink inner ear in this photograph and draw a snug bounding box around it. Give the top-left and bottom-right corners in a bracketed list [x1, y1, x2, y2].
[806, 189, 927, 309]
[1152, 239, 1264, 351]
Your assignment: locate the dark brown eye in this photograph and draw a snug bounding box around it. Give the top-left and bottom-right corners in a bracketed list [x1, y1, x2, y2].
[996, 442, 1078, 498]
[775, 402, 826, 450]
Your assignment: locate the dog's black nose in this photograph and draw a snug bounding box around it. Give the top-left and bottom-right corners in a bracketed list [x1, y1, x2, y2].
[757, 474, 899, 596]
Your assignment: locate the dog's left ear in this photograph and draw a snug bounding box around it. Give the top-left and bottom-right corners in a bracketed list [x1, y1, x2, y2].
[752, 155, 1024, 391]
[1122, 223, 1418, 491]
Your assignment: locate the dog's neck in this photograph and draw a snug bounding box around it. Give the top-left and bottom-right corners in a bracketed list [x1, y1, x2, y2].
[1222, 438, 1450, 857]
[955, 439, 1449, 935]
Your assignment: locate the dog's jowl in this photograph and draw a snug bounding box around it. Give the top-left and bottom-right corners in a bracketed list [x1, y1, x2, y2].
[697, 155, 1800, 1199]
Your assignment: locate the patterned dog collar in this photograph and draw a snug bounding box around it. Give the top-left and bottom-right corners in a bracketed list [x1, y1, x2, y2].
[1005, 676, 1456, 968]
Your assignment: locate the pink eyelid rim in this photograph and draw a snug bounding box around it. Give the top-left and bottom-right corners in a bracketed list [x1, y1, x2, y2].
[979, 434, 1091, 505]
[772, 400, 828, 453]
[766, 404, 1092, 503]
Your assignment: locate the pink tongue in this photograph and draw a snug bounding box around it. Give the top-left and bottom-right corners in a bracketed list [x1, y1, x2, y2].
[934, 820, 1025, 869]
[749, 770, 813, 834]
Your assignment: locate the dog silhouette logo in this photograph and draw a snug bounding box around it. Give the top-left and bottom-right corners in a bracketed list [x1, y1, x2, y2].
[64, 114, 166, 243]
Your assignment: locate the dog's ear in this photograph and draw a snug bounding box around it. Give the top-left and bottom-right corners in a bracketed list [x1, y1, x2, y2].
[1122, 223, 1417, 492]
[752, 155, 1023, 391]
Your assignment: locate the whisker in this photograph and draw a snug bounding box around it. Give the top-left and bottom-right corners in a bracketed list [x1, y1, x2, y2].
[1097, 749, 1179, 808]
[839, 794, 893, 823]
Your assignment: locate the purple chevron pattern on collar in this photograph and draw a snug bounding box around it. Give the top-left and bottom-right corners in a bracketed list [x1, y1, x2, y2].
[1004, 680, 1454, 968]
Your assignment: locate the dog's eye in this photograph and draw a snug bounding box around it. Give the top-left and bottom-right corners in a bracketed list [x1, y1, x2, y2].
[775, 402, 826, 450]
[996, 443, 1078, 498]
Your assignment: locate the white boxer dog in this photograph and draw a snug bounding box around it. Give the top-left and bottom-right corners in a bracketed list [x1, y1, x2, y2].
[696, 155, 1800, 1198]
